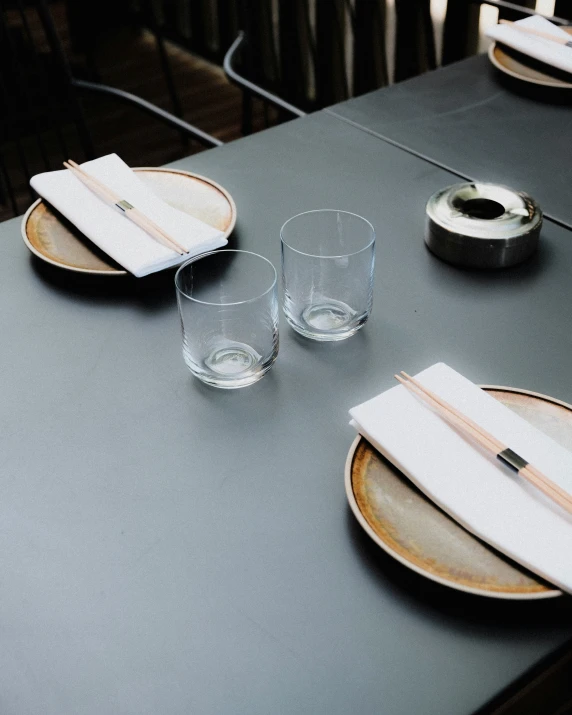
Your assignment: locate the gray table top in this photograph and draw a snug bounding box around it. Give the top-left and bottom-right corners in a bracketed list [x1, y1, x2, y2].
[2, 110, 572, 715]
[327, 54, 572, 229]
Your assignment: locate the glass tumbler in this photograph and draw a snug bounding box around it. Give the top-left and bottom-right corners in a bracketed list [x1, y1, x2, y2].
[281, 210, 375, 341]
[175, 250, 279, 388]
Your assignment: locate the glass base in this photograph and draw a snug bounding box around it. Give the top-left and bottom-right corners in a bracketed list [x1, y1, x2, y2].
[285, 301, 368, 341]
[204, 345, 259, 375]
[183, 340, 276, 388]
[301, 300, 356, 331]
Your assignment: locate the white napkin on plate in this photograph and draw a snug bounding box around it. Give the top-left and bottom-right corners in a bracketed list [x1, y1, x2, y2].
[350, 363, 572, 594]
[30, 154, 227, 277]
[486, 15, 572, 76]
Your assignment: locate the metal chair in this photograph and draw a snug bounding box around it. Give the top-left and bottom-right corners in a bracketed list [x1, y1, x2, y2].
[0, 0, 222, 218]
[224, 33, 307, 124]
[394, 0, 437, 82]
[224, 0, 391, 130]
[224, 0, 569, 124]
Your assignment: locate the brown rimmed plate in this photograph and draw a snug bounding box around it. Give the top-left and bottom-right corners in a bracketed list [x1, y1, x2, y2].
[488, 27, 572, 89]
[345, 386, 572, 600]
[21, 167, 237, 276]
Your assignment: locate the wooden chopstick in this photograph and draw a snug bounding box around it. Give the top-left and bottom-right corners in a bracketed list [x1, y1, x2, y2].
[63, 160, 188, 255]
[400, 372, 568, 502]
[398, 372, 572, 512]
[65, 160, 186, 255]
[64, 160, 186, 255]
[499, 19, 572, 47]
[395, 372, 572, 514]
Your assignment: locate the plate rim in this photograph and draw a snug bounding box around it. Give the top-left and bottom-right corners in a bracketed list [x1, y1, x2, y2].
[20, 166, 237, 277]
[345, 385, 568, 600]
[488, 36, 572, 89]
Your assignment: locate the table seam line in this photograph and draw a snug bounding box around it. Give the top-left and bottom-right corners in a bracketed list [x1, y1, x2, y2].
[324, 108, 572, 232]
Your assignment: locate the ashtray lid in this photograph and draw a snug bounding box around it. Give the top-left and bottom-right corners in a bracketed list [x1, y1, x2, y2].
[426, 182, 542, 243]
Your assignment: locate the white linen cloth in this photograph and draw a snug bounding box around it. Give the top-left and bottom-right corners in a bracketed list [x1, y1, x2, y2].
[486, 15, 572, 76]
[350, 363, 572, 594]
[30, 154, 227, 277]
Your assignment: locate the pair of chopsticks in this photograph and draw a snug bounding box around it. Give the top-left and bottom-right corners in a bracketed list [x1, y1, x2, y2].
[63, 160, 188, 255]
[395, 372, 572, 515]
[499, 19, 572, 48]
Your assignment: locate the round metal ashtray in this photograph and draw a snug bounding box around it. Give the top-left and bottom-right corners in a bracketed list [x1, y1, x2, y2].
[425, 183, 542, 269]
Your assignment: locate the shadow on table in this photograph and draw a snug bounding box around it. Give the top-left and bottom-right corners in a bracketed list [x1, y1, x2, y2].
[29, 229, 241, 313]
[186, 357, 280, 400]
[30, 255, 176, 312]
[345, 508, 572, 628]
[490, 54, 572, 106]
[287, 320, 371, 354]
[424, 232, 555, 295]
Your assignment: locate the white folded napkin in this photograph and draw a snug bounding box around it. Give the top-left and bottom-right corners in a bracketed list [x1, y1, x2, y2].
[30, 154, 227, 277]
[350, 363, 572, 594]
[486, 15, 572, 76]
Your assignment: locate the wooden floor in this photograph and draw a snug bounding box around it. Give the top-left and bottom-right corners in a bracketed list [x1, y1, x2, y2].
[83, 26, 269, 166]
[1, 6, 269, 221]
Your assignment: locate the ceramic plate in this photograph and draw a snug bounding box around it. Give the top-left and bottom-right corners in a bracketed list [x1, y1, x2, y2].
[345, 386, 572, 599]
[21, 167, 237, 275]
[488, 27, 572, 88]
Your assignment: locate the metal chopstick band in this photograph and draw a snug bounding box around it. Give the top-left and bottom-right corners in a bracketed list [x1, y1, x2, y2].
[115, 199, 134, 212]
[497, 448, 529, 472]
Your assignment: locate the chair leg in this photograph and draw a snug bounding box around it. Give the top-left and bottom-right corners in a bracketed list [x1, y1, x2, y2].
[554, 1, 572, 20]
[37, 0, 96, 159]
[140, 0, 187, 145]
[241, 92, 253, 135]
[263, 101, 270, 129]
[442, 0, 479, 65]
[0, 152, 19, 217]
[394, 0, 436, 82]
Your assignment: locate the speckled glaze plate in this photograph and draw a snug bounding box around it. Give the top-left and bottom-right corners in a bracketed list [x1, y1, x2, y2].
[345, 386, 572, 599]
[488, 27, 572, 89]
[21, 167, 237, 275]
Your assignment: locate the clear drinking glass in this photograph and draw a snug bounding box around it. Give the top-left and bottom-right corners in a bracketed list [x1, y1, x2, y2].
[281, 210, 375, 341]
[175, 250, 279, 388]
